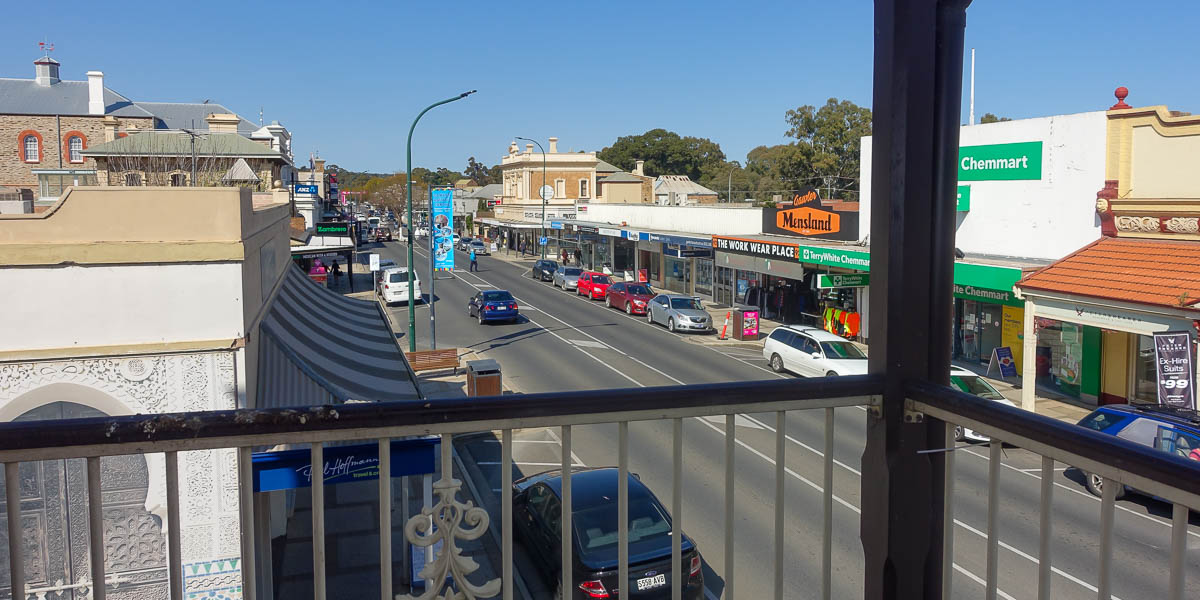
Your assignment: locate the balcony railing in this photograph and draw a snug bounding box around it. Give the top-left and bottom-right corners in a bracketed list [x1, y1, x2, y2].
[2, 376, 1199, 600]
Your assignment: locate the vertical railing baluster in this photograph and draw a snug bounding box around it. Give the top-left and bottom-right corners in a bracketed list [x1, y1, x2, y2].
[5, 462, 24, 600]
[822, 408, 834, 600]
[378, 439, 392, 600]
[561, 426, 573, 597]
[941, 422, 955, 600]
[503, 429, 514, 600]
[1098, 476, 1116, 600]
[238, 447, 257, 600]
[774, 410, 785, 600]
[1037, 456, 1054, 600]
[1168, 502, 1187, 600]
[725, 414, 735, 600]
[672, 418, 683, 600]
[618, 421, 630, 600]
[985, 440, 1001, 600]
[87, 456, 107, 600]
[165, 452, 184, 600]
[311, 444, 326, 600]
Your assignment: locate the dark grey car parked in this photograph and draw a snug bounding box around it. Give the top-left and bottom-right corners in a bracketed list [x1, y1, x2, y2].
[530, 259, 559, 281]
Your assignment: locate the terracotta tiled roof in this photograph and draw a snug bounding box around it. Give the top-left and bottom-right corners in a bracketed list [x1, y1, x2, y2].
[1017, 237, 1200, 310]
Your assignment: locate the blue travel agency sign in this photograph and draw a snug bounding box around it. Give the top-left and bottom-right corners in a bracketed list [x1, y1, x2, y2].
[251, 438, 437, 492]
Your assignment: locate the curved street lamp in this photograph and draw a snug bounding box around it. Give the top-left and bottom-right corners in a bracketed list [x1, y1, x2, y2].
[514, 137, 547, 259]
[406, 90, 476, 352]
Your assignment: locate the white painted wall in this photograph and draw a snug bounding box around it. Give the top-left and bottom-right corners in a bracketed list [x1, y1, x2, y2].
[0, 262, 244, 352]
[583, 203, 762, 236]
[860, 110, 1106, 261]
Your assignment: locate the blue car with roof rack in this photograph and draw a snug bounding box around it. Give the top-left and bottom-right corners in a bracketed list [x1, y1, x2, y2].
[1075, 403, 1200, 499]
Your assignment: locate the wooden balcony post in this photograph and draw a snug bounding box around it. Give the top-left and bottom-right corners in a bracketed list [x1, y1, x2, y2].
[862, 1, 971, 599]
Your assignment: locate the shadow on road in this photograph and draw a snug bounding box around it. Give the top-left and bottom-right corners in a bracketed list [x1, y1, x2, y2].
[1063, 467, 1200, 524]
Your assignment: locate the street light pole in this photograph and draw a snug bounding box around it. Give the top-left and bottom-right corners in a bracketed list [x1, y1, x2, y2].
[405, 90, 476, 352]
[515, 137, 547, 259]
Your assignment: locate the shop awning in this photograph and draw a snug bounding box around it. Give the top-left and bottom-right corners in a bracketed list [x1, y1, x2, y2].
[256, 265, 421, 407]
[1018, 237, 1200, 311]
[478, 218, 542, 229]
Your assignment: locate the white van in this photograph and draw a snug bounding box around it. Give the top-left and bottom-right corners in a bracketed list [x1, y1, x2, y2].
[378, 267, 422, 304]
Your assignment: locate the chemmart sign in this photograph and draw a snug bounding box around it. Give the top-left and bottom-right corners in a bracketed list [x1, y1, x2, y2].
[818, 273, 869, 289]
[797, 245, 871, 269]
[958, 141, 1042, 181]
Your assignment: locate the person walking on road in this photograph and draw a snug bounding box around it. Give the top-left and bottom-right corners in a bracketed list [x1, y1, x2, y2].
[469, 246, 479, 272]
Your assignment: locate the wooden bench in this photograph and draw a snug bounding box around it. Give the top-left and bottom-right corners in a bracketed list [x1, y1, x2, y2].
[404, 348, 461, 374]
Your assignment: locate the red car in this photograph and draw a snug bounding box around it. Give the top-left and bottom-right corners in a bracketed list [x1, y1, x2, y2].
[604, 281, 655, 315]
[576, 271, 612, 300]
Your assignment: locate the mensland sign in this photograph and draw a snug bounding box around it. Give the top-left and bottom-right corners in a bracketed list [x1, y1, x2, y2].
[958, 141, 1043, 181]
[762, 205, 858, 241]
[713, 236, 798, 260]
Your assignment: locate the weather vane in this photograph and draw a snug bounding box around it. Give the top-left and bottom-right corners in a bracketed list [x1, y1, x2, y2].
[38, 40, 55, 57]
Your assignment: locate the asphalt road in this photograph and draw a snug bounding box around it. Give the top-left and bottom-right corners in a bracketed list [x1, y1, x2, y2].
[371, 239, 1200, 599]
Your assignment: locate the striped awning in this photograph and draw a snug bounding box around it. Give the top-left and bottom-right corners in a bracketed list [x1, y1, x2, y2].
[257, 265, 421, 407]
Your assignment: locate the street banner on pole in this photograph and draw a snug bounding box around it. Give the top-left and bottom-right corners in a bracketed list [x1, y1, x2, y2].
[1154, 331, 1195, 409]
[431, 189, 455, 271]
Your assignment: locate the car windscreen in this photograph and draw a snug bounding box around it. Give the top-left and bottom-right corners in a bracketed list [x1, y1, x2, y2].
[820, 341, 867, 359]
[670, 298, 703, 310]
[574, 498, 671, 554]
[950, 375, 1005, 400]
[564, 269, 583, 276]
[1077, 410, 1130, 432]
[541, 261, 558, 269]
[592, 275, 611, 284]
[481, 291, 513, 302]
[626, 285, 652, 295]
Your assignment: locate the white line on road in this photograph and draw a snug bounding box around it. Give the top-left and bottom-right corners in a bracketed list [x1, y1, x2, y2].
[477, 461, 586, 467]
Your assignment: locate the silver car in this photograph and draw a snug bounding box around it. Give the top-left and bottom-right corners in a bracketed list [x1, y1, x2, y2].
[553, 266, 583, 290]
[469, 240, 489, 256]
[646, 294, 711, 333]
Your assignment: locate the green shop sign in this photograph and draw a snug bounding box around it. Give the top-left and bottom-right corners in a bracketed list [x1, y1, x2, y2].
[958, 141, 1042, 181]
[797, 245, 871, 269]
[315, 222, 350, 236]
[956, 185, 971, 211]
[952, 262, 1024, 307]
[818, 273, 870, 289]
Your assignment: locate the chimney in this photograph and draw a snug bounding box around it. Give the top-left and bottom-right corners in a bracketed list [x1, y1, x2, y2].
[34, 56, 61, 86]
[548, 137, 558, 153]
[86, 71, 105, 115]
[525, 143, 534, 155]
[102, 116, 119, 142]
[314, 158, 326, 174]
[205, 113, 241, 133]
[634, 160, 645, 176]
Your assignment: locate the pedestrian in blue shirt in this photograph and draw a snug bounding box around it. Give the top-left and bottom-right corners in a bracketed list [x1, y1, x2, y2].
[469, 247, 478, 272]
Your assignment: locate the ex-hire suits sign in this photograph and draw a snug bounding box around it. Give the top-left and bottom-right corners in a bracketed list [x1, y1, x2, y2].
[761, 189, 859, 241]
[1154, 331, 1196, 410]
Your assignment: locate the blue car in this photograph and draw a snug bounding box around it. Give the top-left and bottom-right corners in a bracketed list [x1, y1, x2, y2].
[1076, 404, 1200, 499]
[468, 290, 519, 324]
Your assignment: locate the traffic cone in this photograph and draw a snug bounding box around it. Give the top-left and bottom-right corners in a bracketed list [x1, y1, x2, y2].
[719, 311, 732, 340]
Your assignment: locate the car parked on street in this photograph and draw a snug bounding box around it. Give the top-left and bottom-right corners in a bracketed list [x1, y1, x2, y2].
[554, 266, 583, 290]
[646, 294, 711, 333]
[469, 240, 490, 255]
[576, 272, 612, 300]
[762, 326, 867, 376]
[377, 266, 422, 304]
[468, 290, 519, 324]
[1075, 403, 1200, 500]
[530, 259, 559, 281]
[452, 233, 462, 248]
[948, 366, 1015, 442]
[605, 282, 655, 315]
[513, 468, 704, 599]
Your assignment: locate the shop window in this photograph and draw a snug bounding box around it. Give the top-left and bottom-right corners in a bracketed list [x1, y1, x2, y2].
[1134, 335, 1158, 403]
[1034, 318, 1083, 398]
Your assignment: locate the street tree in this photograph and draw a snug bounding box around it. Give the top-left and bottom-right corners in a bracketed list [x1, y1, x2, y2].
[979, 113, 1012, 124]
[598, 128, 726, 181]
[784, 97, 872, 199]
[464, 156, 492, 185]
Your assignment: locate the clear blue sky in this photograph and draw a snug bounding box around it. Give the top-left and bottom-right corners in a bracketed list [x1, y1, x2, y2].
[5, 1, 1198, 173]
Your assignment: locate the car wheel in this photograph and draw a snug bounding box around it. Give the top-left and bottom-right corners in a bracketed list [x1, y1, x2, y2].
[668, 318, 676, 332]
[626, 302, 633, 315]
[953, 425, 965, 442]
[605, 296, 611, 308]
[770, 353, 784, 373]
[826, 371, 838, 377]
[1085, 472, 1125, 499]
[478, 312, 484, 326]
[647, 311, 654, 325]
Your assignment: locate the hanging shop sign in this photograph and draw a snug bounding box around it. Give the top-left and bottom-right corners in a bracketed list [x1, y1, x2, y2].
[958, 141, 1043, 181]
[576, 225, 598, 234]
[957, 185, 971, 211]
[549, 221, 564, 230]
[797, 244, 870, 269]
[713, 236, 798, 260]
[762, 205, 859, 241]
[314, 222, 350, 236]
[598, 227, 622, 237]
[663, 243, 713, 258]
[252, 438, 437, 492]
[818, 273, 870, 288]
[1154, 331, 1196, 409]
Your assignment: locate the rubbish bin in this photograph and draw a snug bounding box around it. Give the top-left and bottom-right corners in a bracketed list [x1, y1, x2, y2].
[466, 359, 502, 397]
[732, 306, 761, 341]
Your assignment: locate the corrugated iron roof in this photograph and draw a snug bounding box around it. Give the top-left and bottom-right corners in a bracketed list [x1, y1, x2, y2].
[134, 101, 257, 132]
[1017, 237, 1200, 310]
[82, 131, 284, 158]
[0, 78, 155, 117]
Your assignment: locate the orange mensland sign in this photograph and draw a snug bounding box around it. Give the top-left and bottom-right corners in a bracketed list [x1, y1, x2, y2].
[775, 206, 842, 237]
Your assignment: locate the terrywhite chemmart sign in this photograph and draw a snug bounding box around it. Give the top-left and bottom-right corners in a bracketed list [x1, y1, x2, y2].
[959, 141, 1043, 181]
[798, 245, 871, 269]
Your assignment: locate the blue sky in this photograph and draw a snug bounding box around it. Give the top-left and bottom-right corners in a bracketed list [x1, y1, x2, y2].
[5, 1, 1198, 173]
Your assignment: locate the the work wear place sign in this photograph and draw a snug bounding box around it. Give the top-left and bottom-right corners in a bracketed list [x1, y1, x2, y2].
[958, 141, 1043, 181]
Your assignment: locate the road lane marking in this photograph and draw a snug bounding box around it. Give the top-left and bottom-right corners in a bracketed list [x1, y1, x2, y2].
[478, 461, 586, 467]
[544, 427, 586, 467]
[568, 339, 609, 349]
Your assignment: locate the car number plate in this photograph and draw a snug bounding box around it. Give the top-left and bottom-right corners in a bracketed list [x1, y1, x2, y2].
[636, 574, 666, 590]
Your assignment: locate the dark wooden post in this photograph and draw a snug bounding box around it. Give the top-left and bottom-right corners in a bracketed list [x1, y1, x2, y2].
[862, 1, 970, 598]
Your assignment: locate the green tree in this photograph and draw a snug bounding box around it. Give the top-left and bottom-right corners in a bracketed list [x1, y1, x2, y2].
[783, 98, 872, 199]
[464, 157, 492, 185]
[979, 113, 1012, 124]
[597, 129, 726, 181]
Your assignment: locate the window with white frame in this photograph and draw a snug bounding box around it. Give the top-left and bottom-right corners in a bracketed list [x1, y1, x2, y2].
[579, 179, 589, 198]
[23, 135, 39, 162]
[555, 178, 565, 198]
[68, 136, 84, 163]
